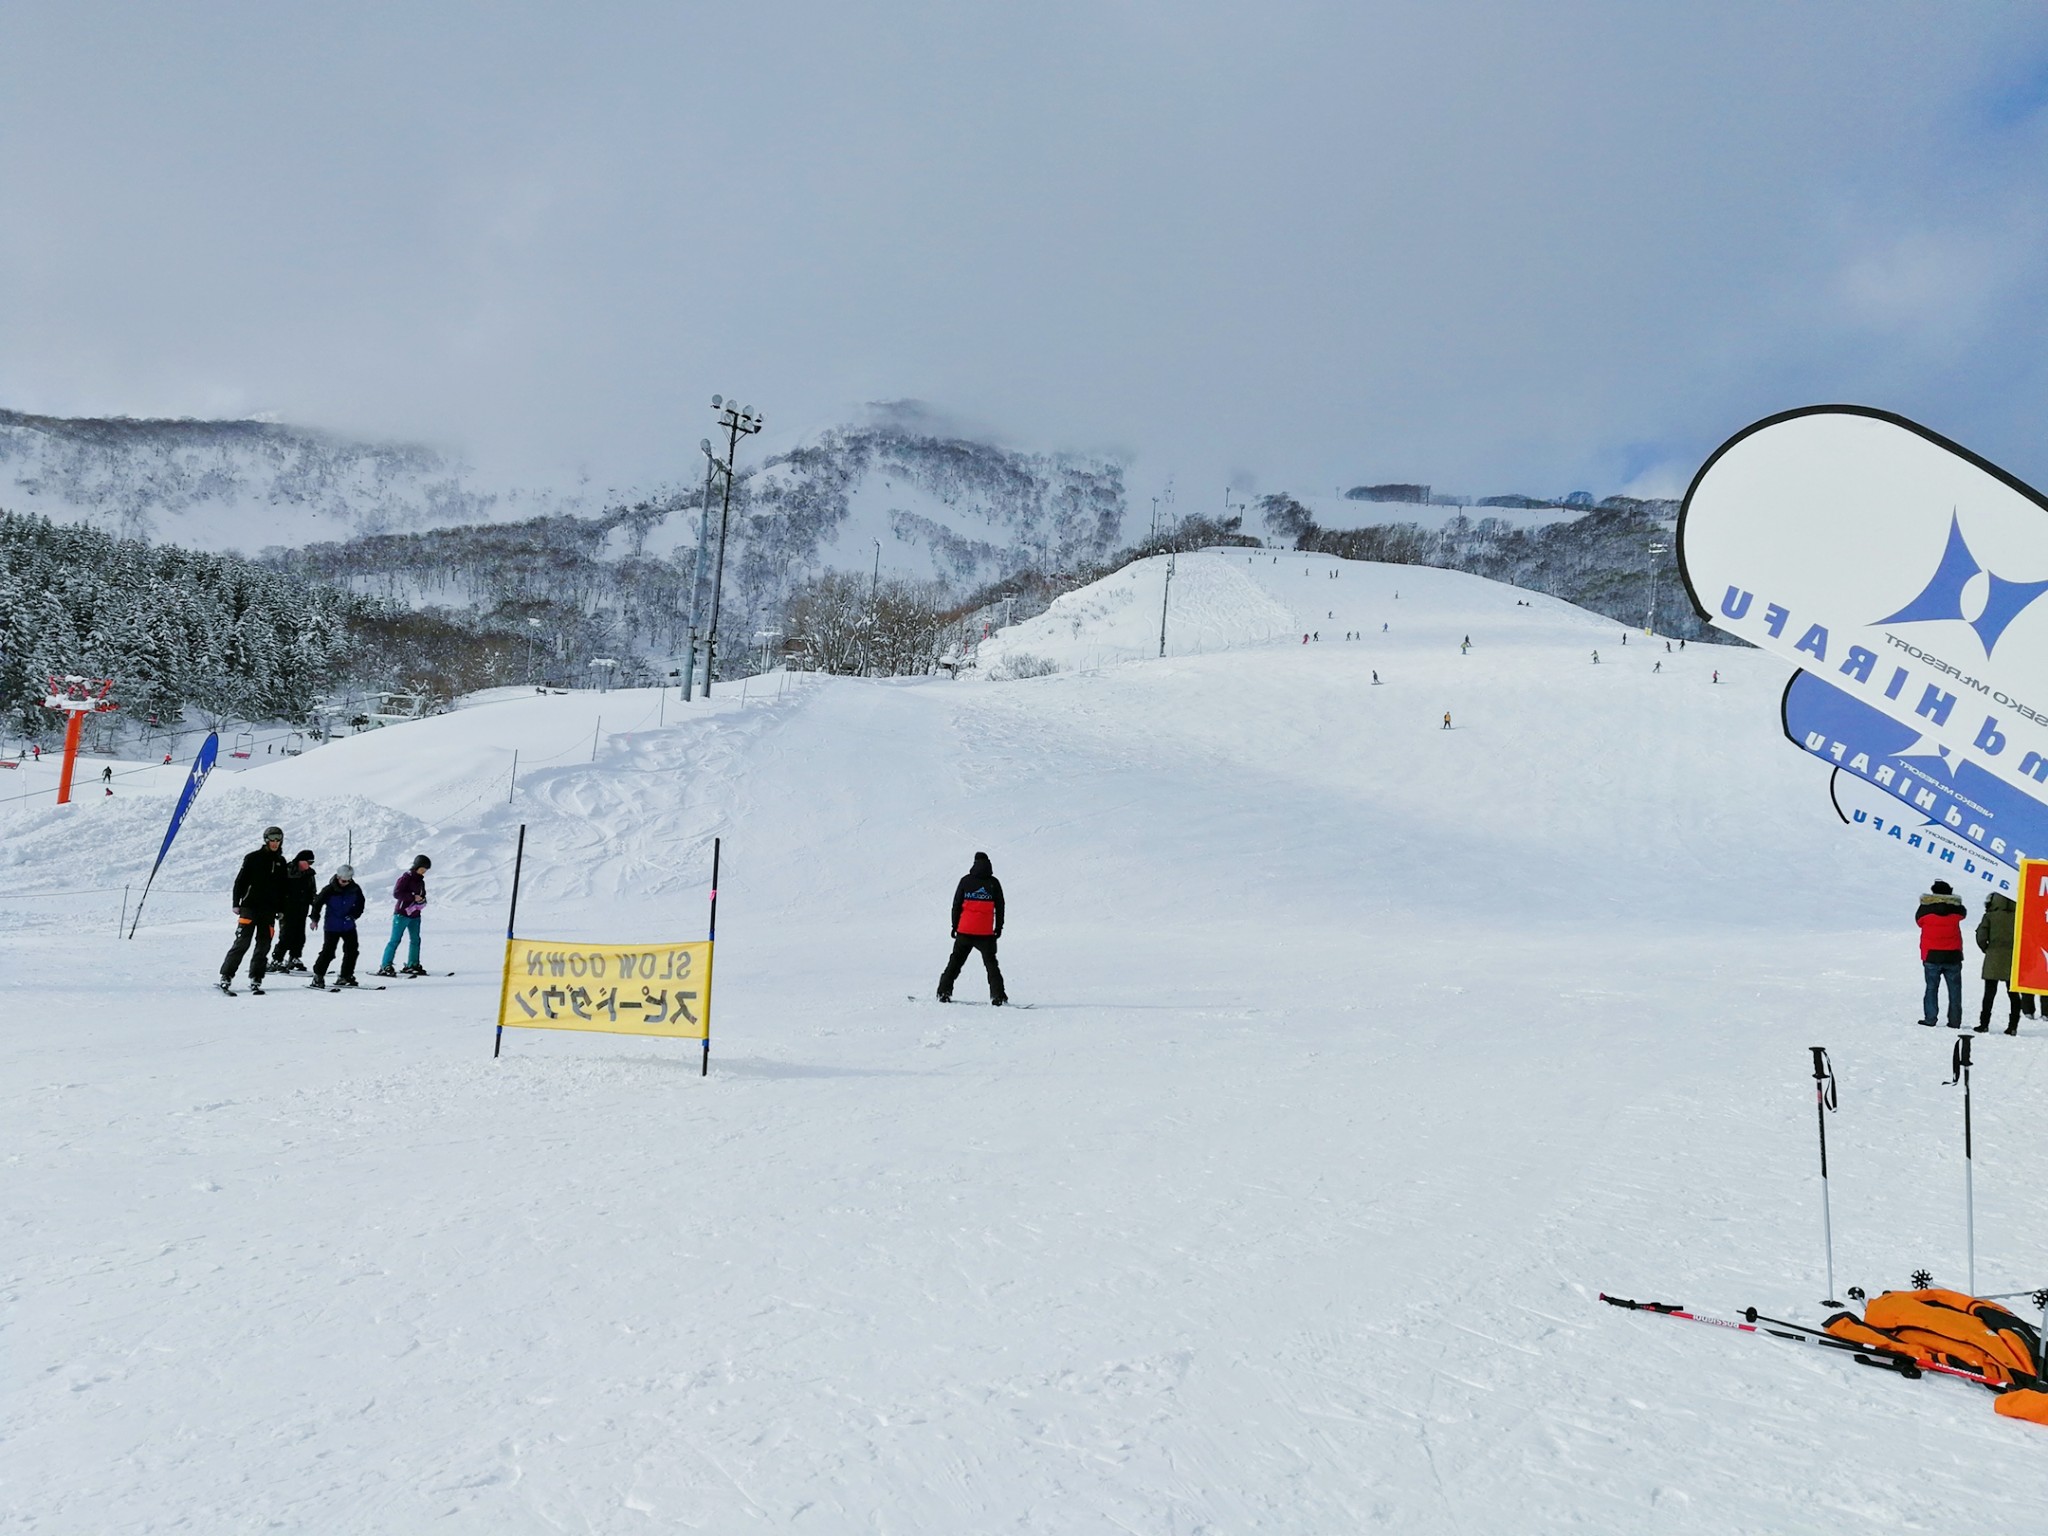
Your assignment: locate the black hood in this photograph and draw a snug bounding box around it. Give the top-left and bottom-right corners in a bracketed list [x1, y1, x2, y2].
[970, 852, 992, 876]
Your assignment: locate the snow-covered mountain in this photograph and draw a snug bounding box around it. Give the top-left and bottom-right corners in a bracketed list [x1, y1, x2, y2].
[0, 403, 1133, 597]
[0, 408, 607, 548]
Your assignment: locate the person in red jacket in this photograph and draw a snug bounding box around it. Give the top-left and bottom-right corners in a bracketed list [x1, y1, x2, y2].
[1917, 879, 1968, 1028]
[937, 851, 1007, 1006]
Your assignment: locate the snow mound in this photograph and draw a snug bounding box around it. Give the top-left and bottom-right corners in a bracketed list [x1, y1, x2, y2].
[974, 550, 1298, 673]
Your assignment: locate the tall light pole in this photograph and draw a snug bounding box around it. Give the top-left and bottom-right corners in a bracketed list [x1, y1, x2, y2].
[703, 395, 763, 697]
[1646, 541, 1669, 633]
[1158, 550, 1175, 658]
[683, 439, 728, 702]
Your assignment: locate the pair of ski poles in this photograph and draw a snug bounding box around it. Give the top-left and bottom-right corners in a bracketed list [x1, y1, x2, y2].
[1596, 1293, 1995, 1387]
[1810, 1039, 2040, 1334]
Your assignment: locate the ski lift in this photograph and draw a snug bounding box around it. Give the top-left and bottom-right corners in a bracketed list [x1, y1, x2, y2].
[230, 730, 255, 760]
[284, 731, 306, 756]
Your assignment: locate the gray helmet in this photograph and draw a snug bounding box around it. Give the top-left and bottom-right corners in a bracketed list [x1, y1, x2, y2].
[336, 864, 355, 879]
[263, 825, 284, 841]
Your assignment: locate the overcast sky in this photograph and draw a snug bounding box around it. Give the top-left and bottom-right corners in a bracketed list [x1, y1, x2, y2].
[5, 1, 2048, 505]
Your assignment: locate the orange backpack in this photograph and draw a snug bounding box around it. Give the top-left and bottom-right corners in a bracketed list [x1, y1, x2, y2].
[1825, 1288, 2048, 1422]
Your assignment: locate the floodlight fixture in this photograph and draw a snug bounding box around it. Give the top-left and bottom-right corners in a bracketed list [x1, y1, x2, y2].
[712, 394, 723, 408]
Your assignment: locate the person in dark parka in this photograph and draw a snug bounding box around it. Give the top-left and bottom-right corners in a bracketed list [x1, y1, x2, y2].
[308, 865, 367, 988]
[937, 851, 1007, 1005]
[1916, 880, 1968, 1028]
[269, 849, 319, 972]
[1974, 890, 2036, 1035]
[219, 826, 289, 991]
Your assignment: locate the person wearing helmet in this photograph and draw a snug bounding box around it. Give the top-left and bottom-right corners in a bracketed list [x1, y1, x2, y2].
[308, 865, 367, 988]
[375, 854, 433, 977]
[218, 826, 288, 994]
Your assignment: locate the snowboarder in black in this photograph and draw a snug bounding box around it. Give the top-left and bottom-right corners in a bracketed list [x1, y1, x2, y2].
[937, 851, 1007, 1006]
[219, 826, 288, 993]
[308, 864, 367, 988]
[269, 849, 318, 972]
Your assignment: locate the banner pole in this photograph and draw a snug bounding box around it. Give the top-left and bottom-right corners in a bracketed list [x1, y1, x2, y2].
[1810, 1047, 1841, 1306]
[704, 836, 720, 1077]
[496, 823, 527, 1059]
[127, 869, 155, 939]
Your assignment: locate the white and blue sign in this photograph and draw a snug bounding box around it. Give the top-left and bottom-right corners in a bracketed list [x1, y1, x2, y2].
[1784, 671, 2038, 888]
[1682, 407, 2048, 812]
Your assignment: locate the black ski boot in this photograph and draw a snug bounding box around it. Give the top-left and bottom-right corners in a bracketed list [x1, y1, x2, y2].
[216, 978, 235, 995]
[308, 975, 327, 990]
[400, 964, 428, 978]
[374, 965, 398, 978]
[337, 975, 359, 989]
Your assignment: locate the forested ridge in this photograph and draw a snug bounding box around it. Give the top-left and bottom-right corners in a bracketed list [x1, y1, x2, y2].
[0, 511, 555, 737]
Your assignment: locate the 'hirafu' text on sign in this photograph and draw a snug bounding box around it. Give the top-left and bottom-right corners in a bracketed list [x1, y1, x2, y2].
[1782, 670, 2048, 884]
[497, 939, 711, 1038]
[1683, 408, 2048, 817]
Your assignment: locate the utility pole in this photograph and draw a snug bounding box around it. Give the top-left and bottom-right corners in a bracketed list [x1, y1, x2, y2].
[703, 395, 764, 697]
[1158, 550, 1175, 658]
[682, 441, 724, 701]
[1646, 540, 1669, 633]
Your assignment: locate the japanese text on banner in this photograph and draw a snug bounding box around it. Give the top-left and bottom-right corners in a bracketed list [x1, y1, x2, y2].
[498, 938, 711, 1038]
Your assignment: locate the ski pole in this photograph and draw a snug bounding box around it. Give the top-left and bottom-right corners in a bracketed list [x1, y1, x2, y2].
[1735, 1304, 1998, 1388]
[1950, 1035, 1975, 1295]
[1598, 1294, 1921, 1376]
[1811, 1046, 1841, 1306]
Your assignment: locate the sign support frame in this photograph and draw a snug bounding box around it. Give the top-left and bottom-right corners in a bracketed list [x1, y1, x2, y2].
[704, 837, 720, 1077]
[494, 823, 527, 1058]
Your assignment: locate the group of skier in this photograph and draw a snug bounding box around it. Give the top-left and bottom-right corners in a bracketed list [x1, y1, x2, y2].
[216, 825, 433, 994]
[1915, 878, 2034, 1033]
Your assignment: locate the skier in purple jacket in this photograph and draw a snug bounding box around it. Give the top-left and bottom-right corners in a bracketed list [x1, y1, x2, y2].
[374, 854, 432, 977]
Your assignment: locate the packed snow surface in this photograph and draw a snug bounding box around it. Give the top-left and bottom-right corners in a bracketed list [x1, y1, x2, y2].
[9, 552, 2048, 1531]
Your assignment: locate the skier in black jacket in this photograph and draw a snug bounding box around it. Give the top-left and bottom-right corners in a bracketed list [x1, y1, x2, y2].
[937, 851, 1007, 1005]
[269, 849, 319, 972]
[219, 826, 289, 993]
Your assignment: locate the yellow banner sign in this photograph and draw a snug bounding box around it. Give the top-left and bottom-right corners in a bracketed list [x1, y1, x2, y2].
[497, 938, 712, 1038]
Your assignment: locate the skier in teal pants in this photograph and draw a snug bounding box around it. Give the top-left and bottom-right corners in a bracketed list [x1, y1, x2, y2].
[375, 854, 432, 977]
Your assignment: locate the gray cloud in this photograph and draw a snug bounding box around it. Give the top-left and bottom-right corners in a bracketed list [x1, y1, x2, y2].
[4, 1, 2047, 505]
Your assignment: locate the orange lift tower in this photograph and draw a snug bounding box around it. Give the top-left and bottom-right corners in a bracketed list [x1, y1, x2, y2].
[43, 674, 117, 805]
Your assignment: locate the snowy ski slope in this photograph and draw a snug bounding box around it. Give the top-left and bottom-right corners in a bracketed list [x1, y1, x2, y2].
[8, 552, 2048, 1532]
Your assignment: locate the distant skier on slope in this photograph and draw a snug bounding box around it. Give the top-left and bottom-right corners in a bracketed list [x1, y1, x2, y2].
[1916, 880, 1968, 1029]
[308, 865, 366, 989]
[375, 855, 433, 978]
[269, 850, 318, 973]
[218, 826, 288, 994]
[937, 852, 1007, 1007]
